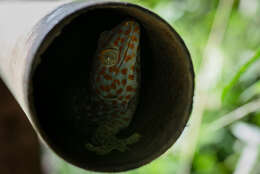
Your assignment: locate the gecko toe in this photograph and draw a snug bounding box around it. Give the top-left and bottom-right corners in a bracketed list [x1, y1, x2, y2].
[85, 143, 95, 150]
[126, 132, 141, 145]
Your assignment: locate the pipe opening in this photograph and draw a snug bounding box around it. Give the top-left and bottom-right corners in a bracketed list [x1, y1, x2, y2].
[31, 3, 194, 172]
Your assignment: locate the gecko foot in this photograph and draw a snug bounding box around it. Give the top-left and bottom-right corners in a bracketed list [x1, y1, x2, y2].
[126, 132, 141, 145]
[85, 133, 141, 155]
[86, 143, 114, 155]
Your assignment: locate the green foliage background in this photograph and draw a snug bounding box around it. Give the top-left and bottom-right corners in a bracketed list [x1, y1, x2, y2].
[48, 0, 260, 173]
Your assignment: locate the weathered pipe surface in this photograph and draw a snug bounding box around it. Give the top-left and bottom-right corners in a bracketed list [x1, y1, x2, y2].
[0, 0, 194, 172]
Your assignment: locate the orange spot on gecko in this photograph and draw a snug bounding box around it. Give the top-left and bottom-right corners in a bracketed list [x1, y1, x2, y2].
[125, 29, 131, 35]
[111, 82, 116, 89]
[114, 67, 120, 74]
[128, 43, 135, 49]
[122, 79, 127, 86]
[114, 40, 119, 46]
[114, 37, 120, 46]
[116, 88, 123, 95]
[99, 67, 106, 75]
[104, 73, 112, 80]
[128, 74, 134, 80]
[114, 79, 120, 85]
[101, 85, 110, 92]
[131, 65, 135, 71]
[102, 67, 106, 72]
[118, 96, 124, 100]
[109, 67, 114, 73]
[105, 86, 111, 92]
[121, 68, 128, 75]
[125, 95, 132, 100]
[120, 38, 125, 43]
[131, 35, 138, 42]
[134, 26, 140, 32]
[125, 55, 133, 62]
[126, 85, 135, 92]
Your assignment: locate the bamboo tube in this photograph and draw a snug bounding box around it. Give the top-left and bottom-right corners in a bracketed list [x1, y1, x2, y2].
[0, 1, 194, 172]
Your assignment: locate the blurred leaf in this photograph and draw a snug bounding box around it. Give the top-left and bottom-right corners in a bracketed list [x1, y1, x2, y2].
[251, 112, 260, 126]
[222, 48, 260, 102]
[193, 150, 217, 174]
[240, 80, 260, 102]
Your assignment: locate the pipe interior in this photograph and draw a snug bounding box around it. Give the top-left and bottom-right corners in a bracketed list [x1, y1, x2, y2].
[32, 4, 193, 172]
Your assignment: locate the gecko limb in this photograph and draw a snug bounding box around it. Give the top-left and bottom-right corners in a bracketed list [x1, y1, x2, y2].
[86, 132, 141, 155]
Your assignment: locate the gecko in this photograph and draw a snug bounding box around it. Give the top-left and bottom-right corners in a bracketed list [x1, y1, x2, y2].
[85, 19, 141, 155]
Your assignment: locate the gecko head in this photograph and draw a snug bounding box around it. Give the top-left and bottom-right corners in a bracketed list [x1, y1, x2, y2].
[92, 19, 141, 98]
[96, 20, 141, 68]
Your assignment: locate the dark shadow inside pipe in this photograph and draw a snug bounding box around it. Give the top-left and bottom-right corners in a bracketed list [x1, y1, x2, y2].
[32, 5, 194, 172]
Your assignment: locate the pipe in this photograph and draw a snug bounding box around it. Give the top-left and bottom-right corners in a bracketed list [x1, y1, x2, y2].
[0, 1, 194, 172]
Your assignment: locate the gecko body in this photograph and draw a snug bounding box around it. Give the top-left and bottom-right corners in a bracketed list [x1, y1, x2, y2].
[85, 20, 141, 155]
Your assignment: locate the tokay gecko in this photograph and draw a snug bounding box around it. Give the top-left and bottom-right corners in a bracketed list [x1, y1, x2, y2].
[83, 19, 141, 155]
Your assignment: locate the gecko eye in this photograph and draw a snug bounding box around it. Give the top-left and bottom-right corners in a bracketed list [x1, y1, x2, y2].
[99, 49, 118, 66]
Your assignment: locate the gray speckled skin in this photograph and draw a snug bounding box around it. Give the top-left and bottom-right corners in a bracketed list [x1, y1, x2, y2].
[85, 20, 141, 155]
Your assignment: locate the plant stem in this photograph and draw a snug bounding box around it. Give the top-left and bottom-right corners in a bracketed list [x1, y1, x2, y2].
[177, 0, 235, 173]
